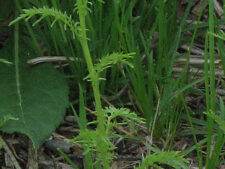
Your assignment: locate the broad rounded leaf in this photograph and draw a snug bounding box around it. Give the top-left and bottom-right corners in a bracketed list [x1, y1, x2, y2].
[0, 63, 69, 148]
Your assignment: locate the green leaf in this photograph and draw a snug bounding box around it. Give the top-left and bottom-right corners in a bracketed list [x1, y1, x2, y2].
[0, 58, 13, 65]
[104, 107, 145, 125]
[95, 52, 135, 75]
[0, 63, 69, 148]
[135, 151, 189, 169]
[0, 115, 18, 127]
[204, 110, 225, 133]
[9, 6, 80, 39]
[208, 30, 225, 41]
[0, 115, 18, 150]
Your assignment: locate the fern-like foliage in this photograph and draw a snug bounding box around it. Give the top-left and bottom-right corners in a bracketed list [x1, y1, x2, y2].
[95, 53, 134, 75]
[84, 52, 135, 81]
[70, 106, 145, 166]
[69, 129, 115, 164]
[74, 0, 104, 15]
[9, 7, 80, 39]
[0, 59, 12, 65]
[74, 0, 93, 15]
[71, 107, 145, 148]
[204, 110, 225, 133]
[105, 106, 145, 126]
[208, 30, 225, 41]
[88, 107, 145, 137]
[135, 151, 189, 169]
[104, 106, 145, 137]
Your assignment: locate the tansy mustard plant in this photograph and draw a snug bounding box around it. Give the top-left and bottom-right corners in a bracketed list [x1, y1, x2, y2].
[10, 0, 137, 168]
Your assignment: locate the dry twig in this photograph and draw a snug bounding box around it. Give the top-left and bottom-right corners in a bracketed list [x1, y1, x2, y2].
[0, 137, 22, 169]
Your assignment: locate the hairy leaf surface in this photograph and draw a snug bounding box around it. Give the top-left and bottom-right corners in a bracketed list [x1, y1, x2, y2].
[0, 59, 69, 148]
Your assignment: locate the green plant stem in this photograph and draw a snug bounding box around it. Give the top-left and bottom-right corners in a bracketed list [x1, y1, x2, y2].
[77, 2, 104, 135]
[208, 1, 215, 115]
[57, 148, 79, 169]
[183, 101, 203, 169]
[206, 0, 215, 167]
[77, 1, 108, 168]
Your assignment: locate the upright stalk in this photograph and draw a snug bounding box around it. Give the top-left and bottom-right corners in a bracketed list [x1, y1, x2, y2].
[77, 0, 109, 168]
[77, 10, 104, 133]
[206, 0, 215, 167]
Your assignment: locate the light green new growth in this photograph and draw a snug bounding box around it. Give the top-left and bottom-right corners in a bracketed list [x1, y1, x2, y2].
[9, 0, 135, 168]
[95, 53, 134, 74]
[9, 7, 80, 39]
[204, 110, 225, 133]
[70, 129, 115, 164]
[135, 151, 189, 169]
[0, 59, 13, 65]
[71, 106, 145, 165]
[104, 107, 145, 124]
[85, 52, 135, 81]
[208, 30, 225, 41]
